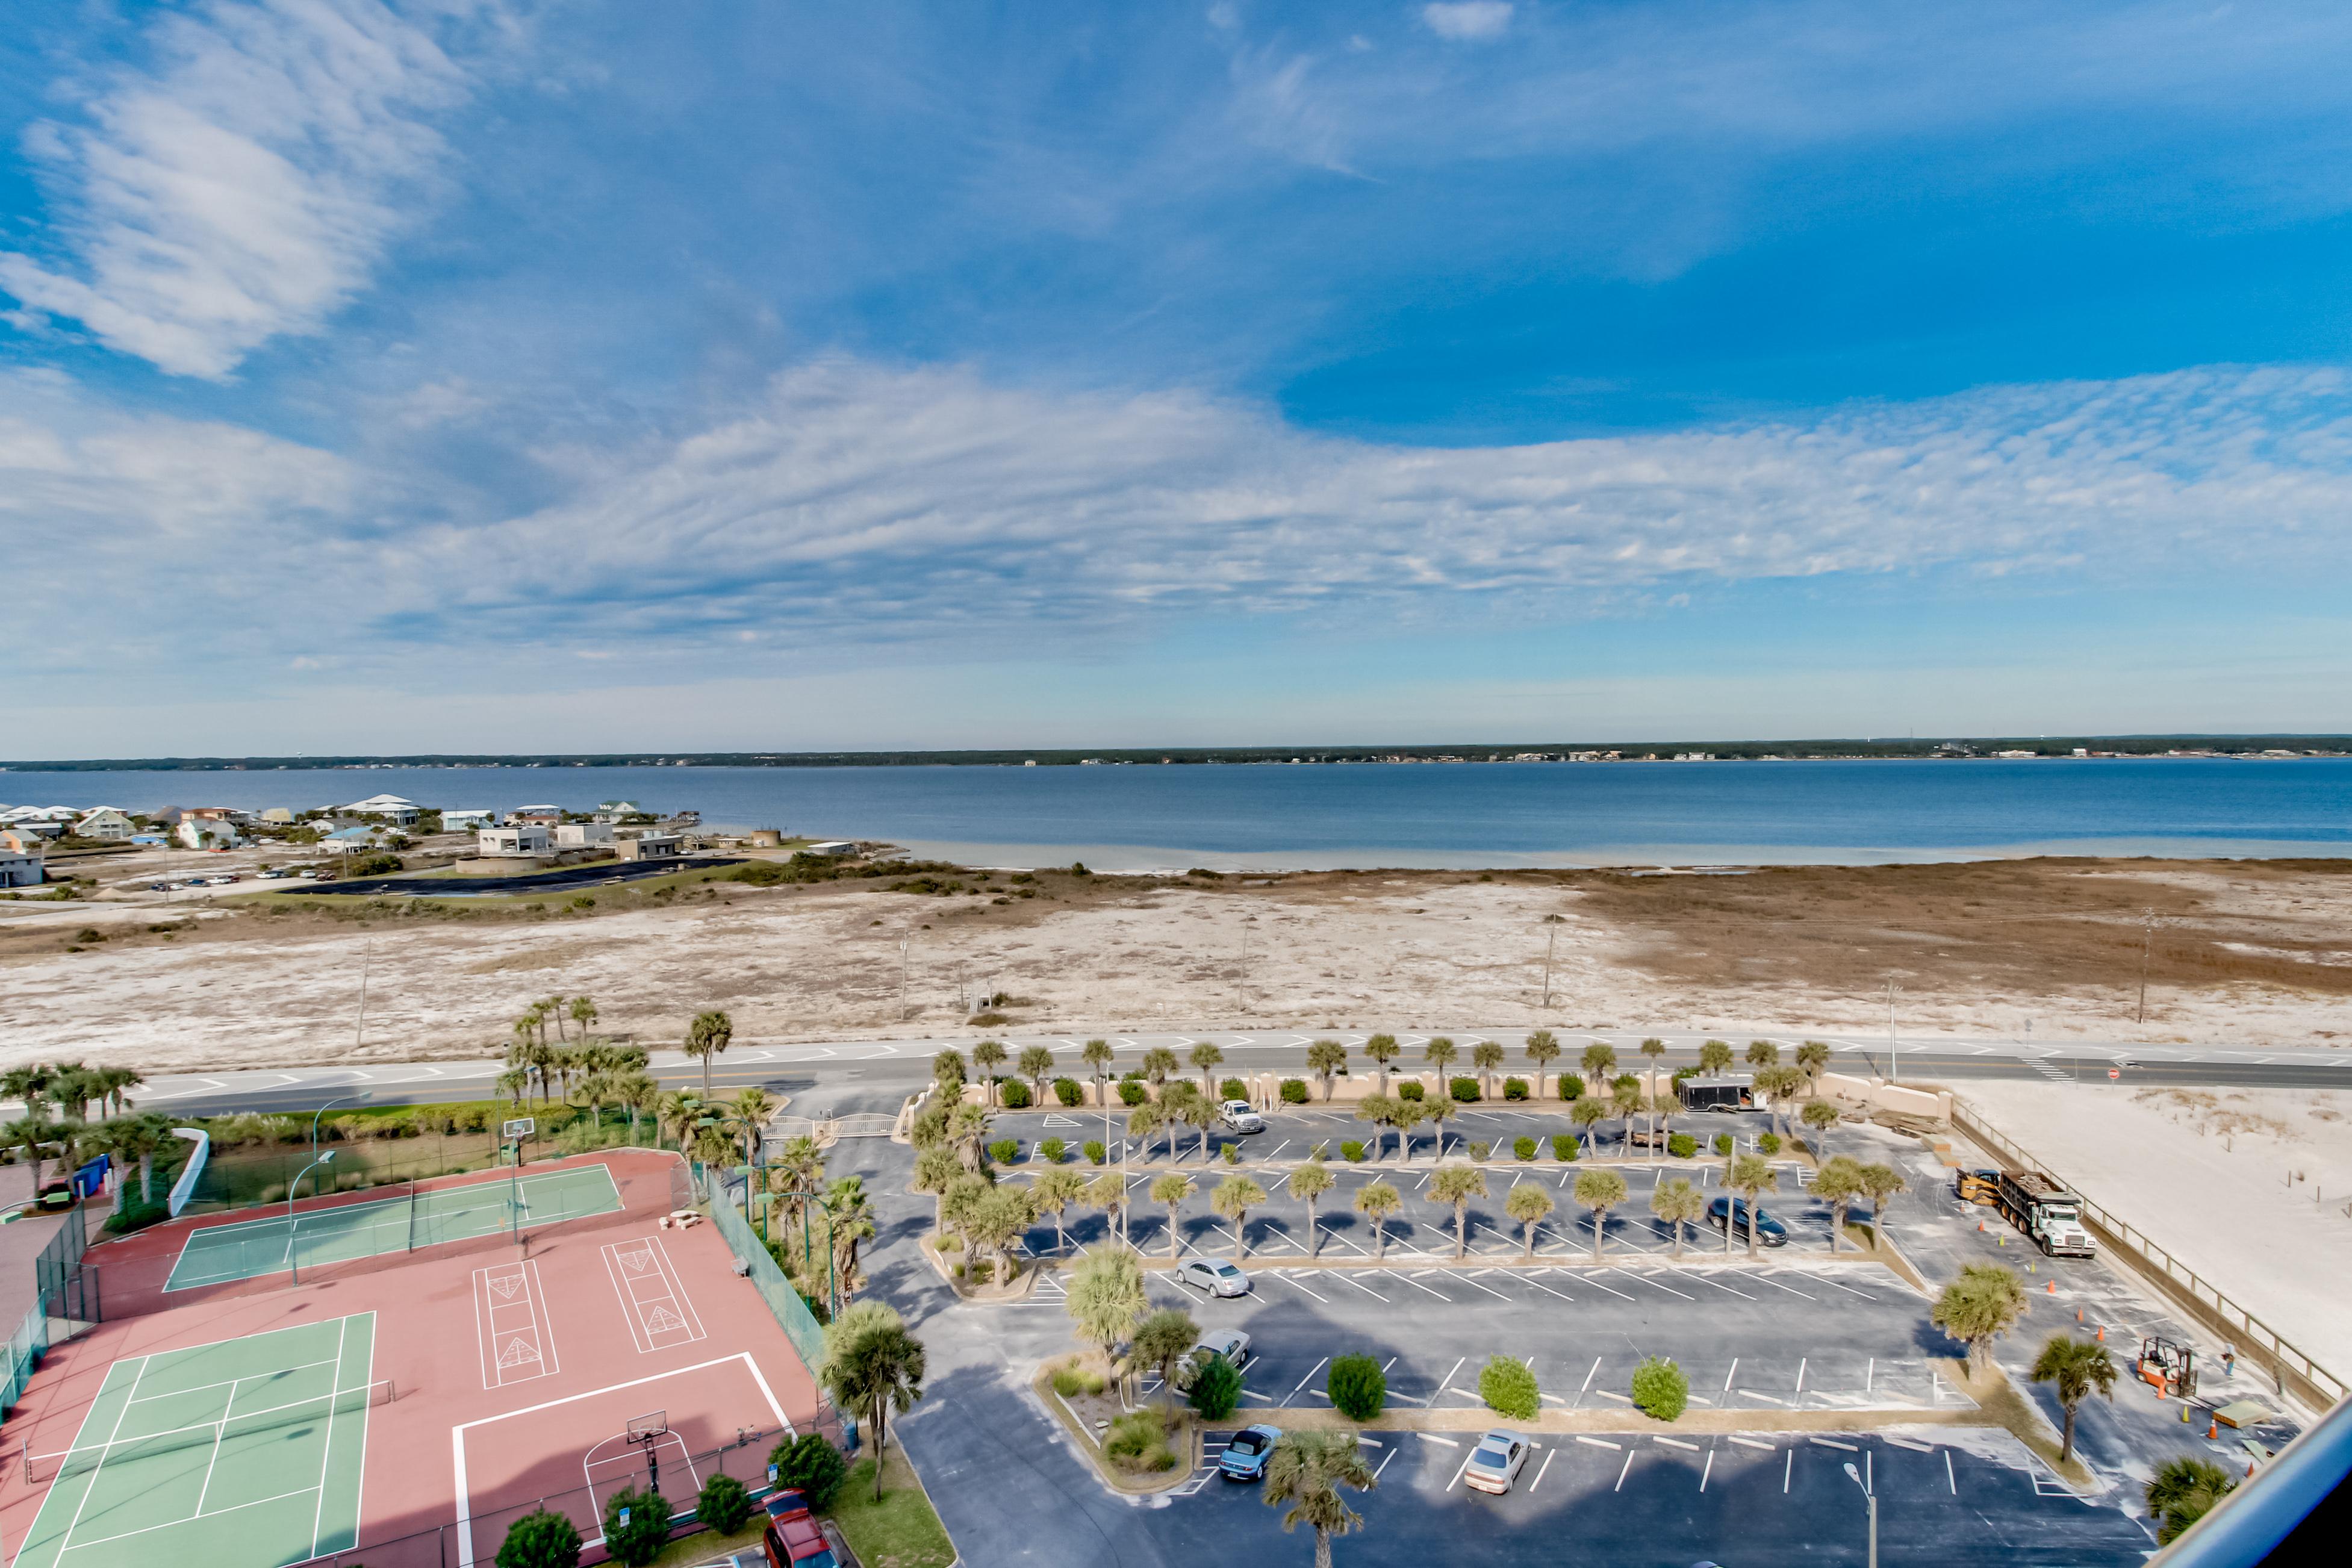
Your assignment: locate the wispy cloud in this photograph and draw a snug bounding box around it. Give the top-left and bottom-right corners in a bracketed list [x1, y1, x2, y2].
[1421, 3, 1514, 43]
[0, 0, 516, 378]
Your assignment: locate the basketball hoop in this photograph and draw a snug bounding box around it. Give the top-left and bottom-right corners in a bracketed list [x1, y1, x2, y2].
[626, 1411, 668, 1494]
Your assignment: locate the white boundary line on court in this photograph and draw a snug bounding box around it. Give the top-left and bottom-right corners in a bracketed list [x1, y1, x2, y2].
[580, 1428, 703, 1533]
[451, 1352, 792, 1568]
[599, 1236, 706, 1354]
[473, 1258, 562, 1389]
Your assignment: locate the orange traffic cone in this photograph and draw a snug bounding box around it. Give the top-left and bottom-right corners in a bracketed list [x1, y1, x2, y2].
[2076, 1307, 2084, 1322]
[2047, 1280, 2056, 1294]
[2095, 1326, 2105, 1342]
[1977, 1221, 1985, 1232]
[2208, 1420, 2218, 1440]
[2247, 1461, 2256, 1478]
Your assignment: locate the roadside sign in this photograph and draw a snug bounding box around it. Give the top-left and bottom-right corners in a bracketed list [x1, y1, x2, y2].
[502, 1118, 536, 1139]
[618, 1508, 630, 1528]
[2108, 1068, 2120, 1081]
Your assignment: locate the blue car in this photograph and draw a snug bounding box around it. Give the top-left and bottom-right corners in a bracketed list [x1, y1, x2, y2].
[1219, 1423, 1281, 1481]
[1706, 1195, 1788, 1246]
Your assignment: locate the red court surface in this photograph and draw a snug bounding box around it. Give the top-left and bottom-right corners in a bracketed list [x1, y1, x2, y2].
[0, 1151, 820, 1568]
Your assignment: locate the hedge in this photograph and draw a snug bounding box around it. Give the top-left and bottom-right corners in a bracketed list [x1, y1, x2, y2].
[1478, 1355, 1540, 1420]
[1502, 1077, 1529, 1101]
[1449, 1077, 1480, 1103]
[1552, 1134, 1579, 1162]
[999, 1078, 1032, 1109]
[1631, 1356, 1688, 1421]
[1053, 1077, 1084, 1106]
[1280, 1079, 1310, 1104]
[1328, 1354, 1387, 1420]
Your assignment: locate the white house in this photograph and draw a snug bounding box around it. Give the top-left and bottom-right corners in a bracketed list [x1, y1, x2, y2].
[804, 840, 856, 857]
[507, 804, 562, 826]
[74, 808, 135, 842]
[479, 825, 551, 857]
[441, 809, 495, 830]
[260, 807, 296, 824]
[0, 844, 41, 888]
[618, 832, 682, 862]
[340, 794, 422, 825]
[553, 822, 614, 848]
[176, 818, 242, 850]
[317, 826, 378, 854]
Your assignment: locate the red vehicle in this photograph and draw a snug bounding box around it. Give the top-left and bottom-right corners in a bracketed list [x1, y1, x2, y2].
[761, 1490, 839, 1568]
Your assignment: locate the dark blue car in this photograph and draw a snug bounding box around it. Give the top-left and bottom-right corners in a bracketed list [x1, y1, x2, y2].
[1706, 1195, 1788, 1246]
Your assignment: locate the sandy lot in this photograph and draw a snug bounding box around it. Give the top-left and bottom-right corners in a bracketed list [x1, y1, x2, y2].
[2, 855, 2348, 1071]
[1961, 1078, 2352, 1374]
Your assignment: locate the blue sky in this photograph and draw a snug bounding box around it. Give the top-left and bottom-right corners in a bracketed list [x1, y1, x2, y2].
[4, 0, 2352, 754]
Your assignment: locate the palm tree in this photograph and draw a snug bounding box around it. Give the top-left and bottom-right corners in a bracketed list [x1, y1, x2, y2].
[1751, 1066, 1802, 1140]
[1746, 1039, 1779, 1069]
[612, 1071, 659, 1145]
[1505, 1181, 1554, 1260]
[2147, 1457, 2236, 1544]
[1031, 1168, 1089, 1254]
[1795, 1039, 1831, 1095]
[1569, 1095, 1608, 1153]
[1361, 1033, 1400, 1094]
[1189, 1042, 1225, 1100]
[1150, 1172, 1194, 1259]
[569, 995, 600, 1039]
[1697, 1039, 1734, 1076]
[1127, 1101, 1169, 1166]
[1212, 1175, 1267, 1260]
[1610, 1074, 1643, 1154]
[821, 1316, 926, 1502]
[1081, 1039, 1116, 1106]
[1084, 1171, 1130, 1247]
[932, 1048, 968, 1104]
[1812, 1156, 1866, 1254]
[1423, 1037, 1458, 1087]
[1263, 1429, 1377, 1568]
[96, 1066, 144, 1118]
[1175, 1086, 1218, 1163]
[1931, 1263, 2030, 1374]
[949, 1103, 993, 1175]
[1638, 1038, 1667, 1148]
[1289, 1159, 1335, 1258]
[0, 1065, 52, 1119]
[1353, 1094, 1394, 1162]
[1018, 1045, 1056, 1104]
[1580, 1040, 1616, 1087]
[1133, 1307, 1202, 1410]
[2030, 1334, 2117, 1464]
[1573, 1168, 1628, 1262]
[1729, 1154, 1778, 1258]
[971, 1041, 1008, 1106]
[685, 1009, 733, 1100]
[1065, 1245, 1146, 1369]
[730, 1087, 776, 1165]
[1392, 1098, 1430, 1168]
[1801, 1099, 1841, 1157]
[913, 1149, 962, 1236]
[824, 1177, 878, 1294]
[964, 1183, 1034, 1284]
[1353, 1179, 1402, 1259]
[1429, 1163, 1487, 1259]
[1523, 1030, 1561, 1100]
[1471, 1041, 1504, 1100]
[495, 1068, 532, 1110]
[1305, 1040, 1348, 1101]
[4, 1113, 57, 1195]
[1651, 1177, 1705, 1258]
[1418, 1095, 1455, 1160]
[548, 995, 570, 1042]
[657, 1090, 703, 1153]
[1858, 1162, 1907, 1248]
[1140, 1046, 1180, 1089]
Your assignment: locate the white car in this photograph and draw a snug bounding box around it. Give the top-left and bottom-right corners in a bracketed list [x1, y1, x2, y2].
[1178, 1258, 1252, 1298]
[1186, 1328, 1251, 1374]
[1463, 1430, 1531, 1495]
[1219, 1100, 1265, 1134]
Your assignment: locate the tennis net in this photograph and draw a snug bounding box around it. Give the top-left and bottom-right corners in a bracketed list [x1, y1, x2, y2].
[21, 1378, 395, 1484]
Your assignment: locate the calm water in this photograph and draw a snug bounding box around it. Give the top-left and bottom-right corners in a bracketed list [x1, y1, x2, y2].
[5, 758, 2349, 869]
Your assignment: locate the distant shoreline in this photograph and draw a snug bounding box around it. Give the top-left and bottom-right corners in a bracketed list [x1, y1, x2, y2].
[6, 735, 2349, 771]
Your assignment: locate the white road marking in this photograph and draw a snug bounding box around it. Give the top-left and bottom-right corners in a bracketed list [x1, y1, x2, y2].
[1531, 1449, 1557, 1492]
[1575, 1436, 1621, 1450]
[1290, 1358, 1329, 1399]
[1729, 1436, 1775, 1451]
[1614, 1450, 1635, 1491]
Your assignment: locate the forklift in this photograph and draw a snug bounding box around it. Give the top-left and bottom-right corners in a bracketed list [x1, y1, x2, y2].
[2137, 1336, 2198, 1399]
[1952, 1169, 2001, 1206]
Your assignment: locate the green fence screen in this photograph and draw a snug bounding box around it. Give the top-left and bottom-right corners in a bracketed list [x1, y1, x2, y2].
[707, 1175, 829, 1376]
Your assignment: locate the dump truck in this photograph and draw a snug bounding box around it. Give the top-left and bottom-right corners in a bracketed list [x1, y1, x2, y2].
[1995, 1169, 2097, 1257]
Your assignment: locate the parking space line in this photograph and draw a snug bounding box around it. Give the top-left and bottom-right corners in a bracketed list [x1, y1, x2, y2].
[1415, 1433, 1461, 1446]
[1275, 1272, 1331, 1304]
[1442, 1269, 1512, 1300]
[1517, 1274, 1576, 1302]
[1446, 1449, 1476, 1491]
[1729, 1436, 1775, 1451]
[1722, 1358, 1738, 1393]
[1530, 1449, 1557, 1492]
[1437, 1357, 1467, 1393]
[1687, 1273, 1756, 1301]
[1568, 1271, 1636, 1302]
[1806, 1272, 1876, 1299]
[1654, 1436, 1700, 1451]
[1328, 1272, 1390, 1302]
[1373, 1448, 1399, 1480]
[1946, 1451, 1956, 1493]
[1784, 1450, 1793, 1493]
[1751, 1273, 1815, 1299]
[1290, 1358, 1328, 1399]
[1796, 1358, 1808, 1398]
[1392, 1274, 1452, 1301]
[1577, 1357, 1602, 1407]
[1700, 1448, 1714, 1490]
[1809, 1437, 1856, 1451]
[1622, 1268, 1692, 1300]
[1614, 1450, 1635, 1491]
[1575, 1436, 1621, 1450]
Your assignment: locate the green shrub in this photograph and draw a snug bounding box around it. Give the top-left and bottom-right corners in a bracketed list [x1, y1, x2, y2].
[967, 1258, 994, 1284]
[1052, 1365, 1087, 1397]
[1478, 1355, 1540, 1420]
[1054, 1077, 1084, 1106]
[1673, 1065, 1702, 1083]
[1757, 1132, 1782, 1156]
[1039, 1137, 1068, 1163]
[1000, 1078, 1032, 1109]
[1327, 1354, 1387, 1420]
[1396, 1081, 1425, 1101]
[1083, 1140, 1107, 1165]
[1189, 1352, 1243, 1420]
[1713, 1133, 1734, 1156]
[1280, 1078, 1310, 1104]
[599, 1487, 668, 1567]
[767, 1432, 848, 1510]
[1631, 1356, 1688, 1421]
[1467, 1140, 1492, 1162]
[1557, 1072, 1585, 1101]
[1119, 1081, 1148, 1106]
[496, 1508, 583, 1568]
[1668, 1133, 1697, 1159]
[1449, 1077, 1480, 1102]
[697, 1473, 753, 1535]
[1552, 1134, 1579, 1162]
[1513, 1136, 1537, 1161]
[1221, 1078, 1249, 1102]
[987, 1138, 1019, 1165]
[1502, 1077, 1529, 1101]
[1104, 1410, 1178, 1472]
[1221, 1142, 1240, 1165]
[1341, 1140, 1367, 1163]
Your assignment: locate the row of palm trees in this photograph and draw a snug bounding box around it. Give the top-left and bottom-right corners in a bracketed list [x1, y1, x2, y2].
[762, 1136, 876, 1304]
[2, 1060, 160, 1213]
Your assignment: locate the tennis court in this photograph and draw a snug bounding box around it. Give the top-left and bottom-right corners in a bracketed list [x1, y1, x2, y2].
[11, 1313, 381, 1568]
[164, 1165, 626, 1292]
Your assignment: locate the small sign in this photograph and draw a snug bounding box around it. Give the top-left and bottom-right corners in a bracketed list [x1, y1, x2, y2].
[768, 1464, 779, 1484]
[2108, 1068, 2120, 1081]
[503, 1118, 536, 1140]
[617, 1508, 630, 1528]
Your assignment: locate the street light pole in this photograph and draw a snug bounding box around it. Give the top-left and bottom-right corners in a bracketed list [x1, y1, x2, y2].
[1883, 978, 1900, 1083]
[1843, 1461, 1877, 1568]
[288, 1151, 335, 1284]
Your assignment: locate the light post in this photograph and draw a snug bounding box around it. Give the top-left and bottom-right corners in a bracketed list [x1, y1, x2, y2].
[310, 1095, 361, 1161]
[288, 1151, 335, 1284]
[1843, 1461, 1877, 1568]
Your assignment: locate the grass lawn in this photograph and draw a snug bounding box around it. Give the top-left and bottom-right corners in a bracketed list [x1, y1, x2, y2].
[828, 1445, 956, 1568]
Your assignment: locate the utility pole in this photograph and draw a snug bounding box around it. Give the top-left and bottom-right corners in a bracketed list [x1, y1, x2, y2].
[1884, 977, 1900, 1082]
[1237, 921, 1251, 1015]
[2138, 909, 2155, 1025]
[1542, 917, 1561, 1010]
[353, 938, 373, 1054]
[899, 935, 910, 1021]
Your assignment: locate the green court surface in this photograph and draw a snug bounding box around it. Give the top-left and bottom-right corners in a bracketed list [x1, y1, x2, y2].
[164, 1163, 625, 1292]
[13, 1313, 378, 1568]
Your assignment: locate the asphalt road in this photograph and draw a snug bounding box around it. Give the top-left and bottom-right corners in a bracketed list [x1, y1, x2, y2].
[276, 856, 742, 898]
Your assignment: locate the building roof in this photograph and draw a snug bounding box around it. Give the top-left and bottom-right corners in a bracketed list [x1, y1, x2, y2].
[342, 794, 420, 812]
[321, 826, 375, 842]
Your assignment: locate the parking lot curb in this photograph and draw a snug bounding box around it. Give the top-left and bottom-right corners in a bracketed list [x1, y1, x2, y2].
[1240, 1403, 1995, 1438]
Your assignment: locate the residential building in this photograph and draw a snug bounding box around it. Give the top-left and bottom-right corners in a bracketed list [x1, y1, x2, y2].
[507, 805, 562, 826]
[0, 844, 41, 888]
[73, 808, 135, 842]
[340, 794, 422, 826]
[0, 828, 49, 856]
[480, 825, 552, 857]
[804, 840, 856, 857]
[441, 809, 495, 830]
[594, 799, 647, 821]
[260, 807, 296, 824]
[317, 827, 378, 854]
[176, 818, 243, 850]
[617, 832, 682, 862]
[5, 820, 64, 840]
[553, 822, 615, 848]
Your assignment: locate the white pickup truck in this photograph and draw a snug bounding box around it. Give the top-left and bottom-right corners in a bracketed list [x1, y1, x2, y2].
[1219, 1100, 1266, 1134]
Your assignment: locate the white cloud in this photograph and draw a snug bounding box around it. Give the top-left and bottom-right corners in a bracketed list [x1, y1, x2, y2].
[1421, 2, 1514, 43]
[0, 1, 513, 378]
